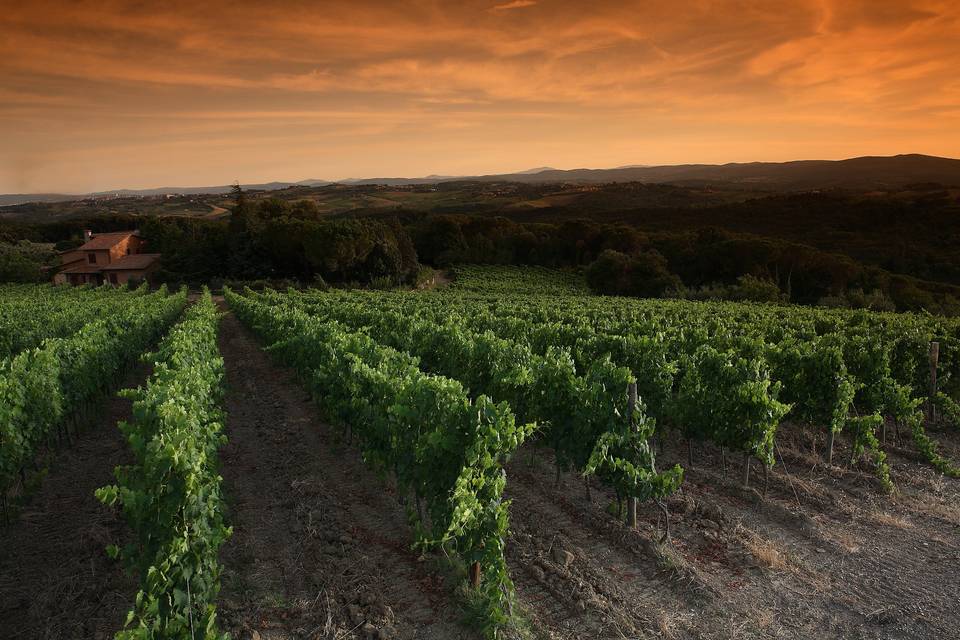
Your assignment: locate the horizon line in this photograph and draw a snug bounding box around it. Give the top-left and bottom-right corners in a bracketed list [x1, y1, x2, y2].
[3, 152, 957, 198]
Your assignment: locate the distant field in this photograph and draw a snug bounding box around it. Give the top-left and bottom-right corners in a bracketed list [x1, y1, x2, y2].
[0, 194, 224, 220]
[0, 181, 757, 221]
[447, 264, 591, 295]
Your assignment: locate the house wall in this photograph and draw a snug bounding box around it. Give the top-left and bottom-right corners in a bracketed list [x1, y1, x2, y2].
[108, 235, 143, 262]
[83, 250, 111, 266]
[54, 258, 85, 284]
[106, 266, 155, 285]
[66, 272, 103, 286]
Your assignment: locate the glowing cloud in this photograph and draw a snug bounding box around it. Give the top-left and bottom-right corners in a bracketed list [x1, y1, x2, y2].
[0, 0, 957, 192]
[490, 0, 538, 11]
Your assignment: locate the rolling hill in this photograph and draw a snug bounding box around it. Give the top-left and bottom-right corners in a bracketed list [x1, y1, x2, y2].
[346, 154, 960, 189]
[4, 154, 959, 207]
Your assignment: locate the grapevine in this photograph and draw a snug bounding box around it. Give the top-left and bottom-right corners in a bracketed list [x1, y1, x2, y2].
[0, 286, 186, 503]
[97, 289, 230, 640]
[225, 287, 532, 636]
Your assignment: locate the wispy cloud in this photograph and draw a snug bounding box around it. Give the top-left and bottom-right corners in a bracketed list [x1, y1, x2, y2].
[1, 0, 957, 192]
[490, 0, 537, 11]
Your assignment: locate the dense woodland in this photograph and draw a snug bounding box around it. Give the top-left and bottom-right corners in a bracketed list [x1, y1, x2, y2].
[2, 182, 959, 314]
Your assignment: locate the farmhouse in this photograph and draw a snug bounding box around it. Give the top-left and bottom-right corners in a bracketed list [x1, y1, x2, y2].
[53, 230, 161, 286]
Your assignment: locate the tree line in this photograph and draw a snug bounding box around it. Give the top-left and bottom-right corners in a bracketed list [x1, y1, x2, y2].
[2, 185, 959, 314]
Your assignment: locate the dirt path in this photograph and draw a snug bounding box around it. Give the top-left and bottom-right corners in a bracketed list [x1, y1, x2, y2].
[215, 309, 475, 640]
[206, 203, 229, 219]
[0, 364, 148, 640]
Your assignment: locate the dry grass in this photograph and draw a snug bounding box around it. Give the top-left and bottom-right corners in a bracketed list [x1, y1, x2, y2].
[735, 524, 838, 595]
[738, 527, 789, 571]
[865, 510, 914, 530]
[653, 541, 718, 598]
[894, 468, 949, 494]
[916, 498, 960, 526]
[756, 607, 776, 629]
[819, 526, 861, 554]
[655, 609, 679, 639]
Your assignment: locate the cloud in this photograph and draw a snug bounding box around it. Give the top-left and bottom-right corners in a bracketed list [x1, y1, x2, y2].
[490, 0, 537, 11]
[1, 0, 958, 191]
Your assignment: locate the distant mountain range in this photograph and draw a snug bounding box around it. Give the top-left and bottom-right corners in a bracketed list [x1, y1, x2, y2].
[343, 154, 960, 188]
[3, 154, 958, 207]
[0, 180, 333, 207]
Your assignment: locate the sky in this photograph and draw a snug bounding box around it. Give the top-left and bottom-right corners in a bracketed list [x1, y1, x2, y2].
[1, 0, 958, 193]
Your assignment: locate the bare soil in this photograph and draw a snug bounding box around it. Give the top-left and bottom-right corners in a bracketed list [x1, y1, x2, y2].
[501, 423, 960, 640]
[0, 364, 147, 640]
[215, 308, 474, 640]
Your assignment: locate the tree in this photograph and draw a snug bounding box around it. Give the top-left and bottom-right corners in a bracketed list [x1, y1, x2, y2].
[623, 250, 682, 298]
[585, 250, 632, 294]
[227, 183, 263, 278]
[728, 274, 786, 303]
[0, 243, 45, 282]
[586, 250, 682, 298]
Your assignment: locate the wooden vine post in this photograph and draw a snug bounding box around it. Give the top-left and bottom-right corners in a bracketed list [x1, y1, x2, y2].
[928, 341, 939, 422]
[470, 561, 481, 589]
[626, 382, 638, 529]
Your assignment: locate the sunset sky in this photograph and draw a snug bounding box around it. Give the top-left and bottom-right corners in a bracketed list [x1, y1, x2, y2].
[1, 0, 958, 193]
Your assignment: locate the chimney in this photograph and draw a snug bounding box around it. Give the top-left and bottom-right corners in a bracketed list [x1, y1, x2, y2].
[83, 229, 93, 242]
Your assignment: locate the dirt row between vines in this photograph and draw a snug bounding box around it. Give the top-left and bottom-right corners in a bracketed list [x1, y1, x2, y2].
[217, 306, 960, 640]
[0, 364, 146, 639]
[505, 422, 960, 640]
[215, 308, 470, 640]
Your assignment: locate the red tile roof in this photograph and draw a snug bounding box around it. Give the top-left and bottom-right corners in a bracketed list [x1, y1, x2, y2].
[100, 253, 161, 271]
[75, 231, 138, 251]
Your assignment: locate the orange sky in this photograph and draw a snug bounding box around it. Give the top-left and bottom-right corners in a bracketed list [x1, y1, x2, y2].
[1, 0, 958, 193]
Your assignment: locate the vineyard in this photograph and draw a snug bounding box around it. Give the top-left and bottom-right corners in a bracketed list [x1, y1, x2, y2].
[0, 283, 186, 511]
[2, 271, 960, 640]
[446, 266, 591, 296]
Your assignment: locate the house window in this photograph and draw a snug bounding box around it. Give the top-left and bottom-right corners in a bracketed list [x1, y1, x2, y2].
[109, 273, 118, 285]
[88, 253, 96, 264]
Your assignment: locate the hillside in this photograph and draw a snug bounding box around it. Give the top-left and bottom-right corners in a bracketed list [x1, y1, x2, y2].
[343, 154, 960, 189]
[4, 178, 960, 298]
[5, 154, 959, 207]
